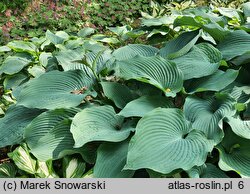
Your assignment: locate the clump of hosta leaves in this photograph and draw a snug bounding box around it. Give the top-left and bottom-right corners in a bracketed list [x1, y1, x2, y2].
[0, 2, 250, 178]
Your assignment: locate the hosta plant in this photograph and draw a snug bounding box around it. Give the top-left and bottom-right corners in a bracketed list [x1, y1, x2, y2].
[0, 3, 250, 177]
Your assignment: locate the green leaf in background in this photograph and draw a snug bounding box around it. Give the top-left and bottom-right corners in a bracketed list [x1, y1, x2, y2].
[17, 70, 96, 110]
[0, 46, 11, 52]
[187, 163, 228, 178]
[7, 41, 37, 54]
[8, 144, 37, 175]
[217, 30, 250, 60]
[116, 55, 183, 97]
[63, 156, 86, 178]
[0, 105, 43, 148]
[225, 115, 250, 139]
[171, 43, 222, 80]
[71, 106, 131, 148]
[55, 48, 87, 71]
[184, 94, 236, 143]
[0, 163, 17, 178]
[3, 73, 28, 90]
[94, 140, 134, 178]
[217, 129, 250, 177]
[125, 108, 213, 174]
[78, 27, 95, 37]
[184, 69, 239, 93]
[242, 2, 250, 17]
[141, 15, 175, 27]
[24, 108, 79, 161]
[101, 82, 138, 109]
[118, 95, 173, 117]
[45, 30, 69, 45]
[113, 44, 159, 61]
[39, 52, 54, 67]
[0, 53, 33, 75]
[159, 30, 201, 59]
[173, 16, 228, 41]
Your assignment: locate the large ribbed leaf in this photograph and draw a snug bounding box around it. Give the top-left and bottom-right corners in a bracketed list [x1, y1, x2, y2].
[217, 129, 250, 177]
[187, 163, 228, 178]
[171, 43, 222, 80]
[159, 30, 201, 59]
[94, 140, 134, 178]
[225, 116, 250, 139]
[113, 44, 159, 61]
[17, 70, 96, 110]
[71, 106, 131, 148]
[116, 55, 183, 97]
[125, 108, 213, 174]
[184, 94, 236, 143]
[0, 105, 43, 148]
[24, 108, 79, 161]
[217, 30, 250, 60]
[118, 95, 173, 117]
[46, 30, 69, 45]
[184, 69, 239, 93]
[55, 48, 89, 72]
[0, 53, 33, 75]
[101, 82, 138, 109]
[7, 41, 37, 54]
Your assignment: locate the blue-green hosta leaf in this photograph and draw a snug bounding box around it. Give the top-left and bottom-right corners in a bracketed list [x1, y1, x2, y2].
[85, 50, 112, 73]
[101, 82, 138, 109]
[116, 55, 183, 97]
[91, 34, 119, 44]
[3, 73, 28, 90]
[24, 108, 79, 161]
[0, 105, 43, 148]
[113, 44, 159, 61]
[159, 30, 201, 59]
[71, 106, 131, 148]
[243, 2, 250, 17]
[171, 43, 222, 80]
[63, 156, 86, 178]
[118, 95, 173, 117]
[141, 15, 176, 27]
[8, 144, 37, 175]
[55, 48, 87, 71]
[184, 69, 239, 93]
[46, 30, 69, 45]
[225, 116, 250, 139]
[0, 53, 33, 75]
[187, 163, 228, 178]
[217, 30, 250, 60]
[184, 94, 236, 143]
[125, 108, 213, 174]
[217, 129, 250, 177]
[94, 140, 134, 178]
[7, 41, 37, 54]
[78, 27, 95, 37]
[17, 70, 96, 110]
[39, 52, 53, 67]
[0, 163, 17, 178]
